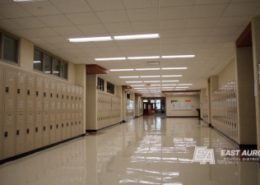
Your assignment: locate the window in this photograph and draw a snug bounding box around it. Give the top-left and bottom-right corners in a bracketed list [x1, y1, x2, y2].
[52, 58, 60, 77]
[0, 33, 18, 63]
[143, 99, 148, 103]
[127, 93, 130, 99]
[97, 77, 105, 91]
[33, 47, 68, 79]
[107, 82, 115, 94]
[33, 49, 43, 71]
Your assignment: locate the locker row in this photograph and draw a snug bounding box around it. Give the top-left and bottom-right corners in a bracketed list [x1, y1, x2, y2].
[0, 64, 84, 161]
[0, 65, 83, 113]
[211, 80, 238, 141]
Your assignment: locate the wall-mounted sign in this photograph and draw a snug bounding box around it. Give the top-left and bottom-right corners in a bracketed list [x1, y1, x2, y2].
[171, 99, 192, 110]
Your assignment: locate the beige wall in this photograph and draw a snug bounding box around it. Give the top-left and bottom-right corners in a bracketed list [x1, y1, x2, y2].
[218, 58, 236, 88]
[166, 95, 200, 117]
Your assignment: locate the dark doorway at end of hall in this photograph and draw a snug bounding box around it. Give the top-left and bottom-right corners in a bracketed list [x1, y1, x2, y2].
[142, 97, 166, 116]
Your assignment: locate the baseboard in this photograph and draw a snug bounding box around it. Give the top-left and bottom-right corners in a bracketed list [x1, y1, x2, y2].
[0, 133, 86, 165]
[86, 121, 124, 133]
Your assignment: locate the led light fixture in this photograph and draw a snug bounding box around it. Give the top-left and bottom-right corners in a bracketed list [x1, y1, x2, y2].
[110, 69, 134, 72]
[161, 55, 195, 59]
[161, 75, 182, 78]
[95, 57, 126, 61]
[69, 36, 112, 43]
[161, 67, 188, 70]
[135, 68, 160, 71]
[119, 76, 139, 79]
[126, 81, 143, 83]
[162, 80, 179, 82]
[128, 56, 160, 60]
[114, 33, 159, 40]
[140, 75, 160, 78]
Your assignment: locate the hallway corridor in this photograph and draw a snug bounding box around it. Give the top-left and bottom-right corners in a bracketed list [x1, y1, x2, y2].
[0, 116, 259, 185]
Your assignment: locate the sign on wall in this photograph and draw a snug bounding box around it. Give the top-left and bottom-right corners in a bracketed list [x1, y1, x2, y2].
[171, 99, 193, 110]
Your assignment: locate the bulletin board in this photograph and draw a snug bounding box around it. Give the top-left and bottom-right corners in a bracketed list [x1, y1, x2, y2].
[171, 99, 193, 110]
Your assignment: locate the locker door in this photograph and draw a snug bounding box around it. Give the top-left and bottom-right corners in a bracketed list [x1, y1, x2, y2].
[25, 112, 35, 151]
[55, 113, 61, 142]
[35, 77, 43, 112]
[0, 67, 4, 159]
[4, 69, 17, 113]
[3, 112, 16, 159]
[34, 112, 43, 148]
[42, 112, 50, 146]
[49, 113, 56, 144]
[26, 74, 35, 113]
[16, 71, 26, 112]
[15, 112, 26, 155]
[61, 113, 66, 140]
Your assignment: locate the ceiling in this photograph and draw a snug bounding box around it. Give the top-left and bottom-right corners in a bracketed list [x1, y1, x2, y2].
[0, 0, 259, 96]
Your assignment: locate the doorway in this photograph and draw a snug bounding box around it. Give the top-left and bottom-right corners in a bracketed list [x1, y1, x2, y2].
[143, 98, 166, 115]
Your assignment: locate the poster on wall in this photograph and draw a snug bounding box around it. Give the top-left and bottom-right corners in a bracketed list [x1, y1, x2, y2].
[171, 99, 193, 110]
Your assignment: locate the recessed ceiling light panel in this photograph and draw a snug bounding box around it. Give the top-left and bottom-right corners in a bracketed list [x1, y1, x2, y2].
[69, 36, 112, 43]
[95, 57, 126, 61]
[114, 33, 159, 40]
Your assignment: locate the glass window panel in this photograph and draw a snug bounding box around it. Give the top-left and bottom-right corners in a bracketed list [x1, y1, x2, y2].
[3, 34, 18, 63]
[60, 61, 68, 79]
[97, 77, 104, 91]
[43, 54, 52, 74]
[107, 82, 115, 94]
[52, 58, 60, 76]
[33, 49, 43, 71]
[143, 99, 148, 103]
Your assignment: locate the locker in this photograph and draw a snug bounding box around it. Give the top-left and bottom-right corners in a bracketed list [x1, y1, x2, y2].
[35, 77, 44, 112]
[15, 112, 26, 155]
[42, 113, 50, 146]
[61, 113, 66, 140]
[3, 112, 16, 159]
[34, 112, 43, 148]
[55, 114, 61, 142]
[26, 75, 35, 112]
[4, 69, 17, 112]
[49, 113, 56, 144]
[25, 112, 35, 151]
[0, 113, 3, 160]
[16, 71, 26, 112]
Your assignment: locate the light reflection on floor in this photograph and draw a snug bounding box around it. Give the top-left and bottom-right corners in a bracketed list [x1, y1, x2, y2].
[0, 116, 259, 185]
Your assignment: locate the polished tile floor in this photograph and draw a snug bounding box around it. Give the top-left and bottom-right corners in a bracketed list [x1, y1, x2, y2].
[0, 116, 260, 185]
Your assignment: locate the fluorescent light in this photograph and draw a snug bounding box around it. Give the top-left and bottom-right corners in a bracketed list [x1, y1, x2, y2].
[33, 60, 41, 64]
[95, 57, 126, 61]
[150, 84, 161, 87]
[128, 56, 160, 60]
[162, 87, 175, 89]
[110, 69, 134, 72]
[13, 0, 44, 2]
[135, 68, 160, 71]
[114, 33, 159, 40]
[162, 80, 179, 82]
[162, 67, 188, 70]
[126, 81, 143, 83]
[161, 55, 195, 59]
[69, 36, 112, 42]
[143, 80, 161, 83]
[161, 75, 182, 78]
[176, 86, 190, 89]
[140, 75, 160, 78]
[119, 76, 139, 79]
[134, 88, 147, 90]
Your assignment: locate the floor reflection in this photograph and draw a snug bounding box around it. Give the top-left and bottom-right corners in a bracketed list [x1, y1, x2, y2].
[0, 116, 259, 185]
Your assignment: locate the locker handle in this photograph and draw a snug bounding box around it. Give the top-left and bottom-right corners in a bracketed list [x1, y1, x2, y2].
[50, 93, 53, 98]
[61, 123, 64, 128]
[5, 87, 9, 93]
[36, 91, 39, 96]
[43, 126, 46, 131]
[26, 129, 30, 134]
[27, 90, 30, 95]
[16, 130, 20, 136]
[17, 89, 21, 94]
[50, 125, 53, 130]
[35, 127, 38, 132]
[56, 94, 59, 98]
[56, 124, 59, 129]
[44, 92, 46, 97]
[62, 95, 64, 99]
[4, 131, 8, 138]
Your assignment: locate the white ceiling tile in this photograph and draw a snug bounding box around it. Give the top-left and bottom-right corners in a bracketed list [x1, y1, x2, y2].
[217, 16, 251, 28]
[50, 0, 91, 13]
[0, 3, 31, 18]
[20, 1, 60, 16]
[52, 26, 82, 37]
[223, 2, 260, 17]
[186, 18, 219, 28]
[9, 17, 46, 29]
[191, 4, 228, 18]
[132, 21, 159, 32]
[77, 24, 108, 35]
[87, 0, 125, 11]
[97, 10, 129, 23]
[127, 8, 159, 22]
[18, 28, 59, 39]
[123, 0, 158, 9]
[66, 12, 101, 25]
[160, 6, 192, 20]
[159, 0, 195, 7]
[39, 15, 73, 27]
[195, 0, 231, 4]
[104, 22, 133, 34]
[160, 19, 187, 29]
